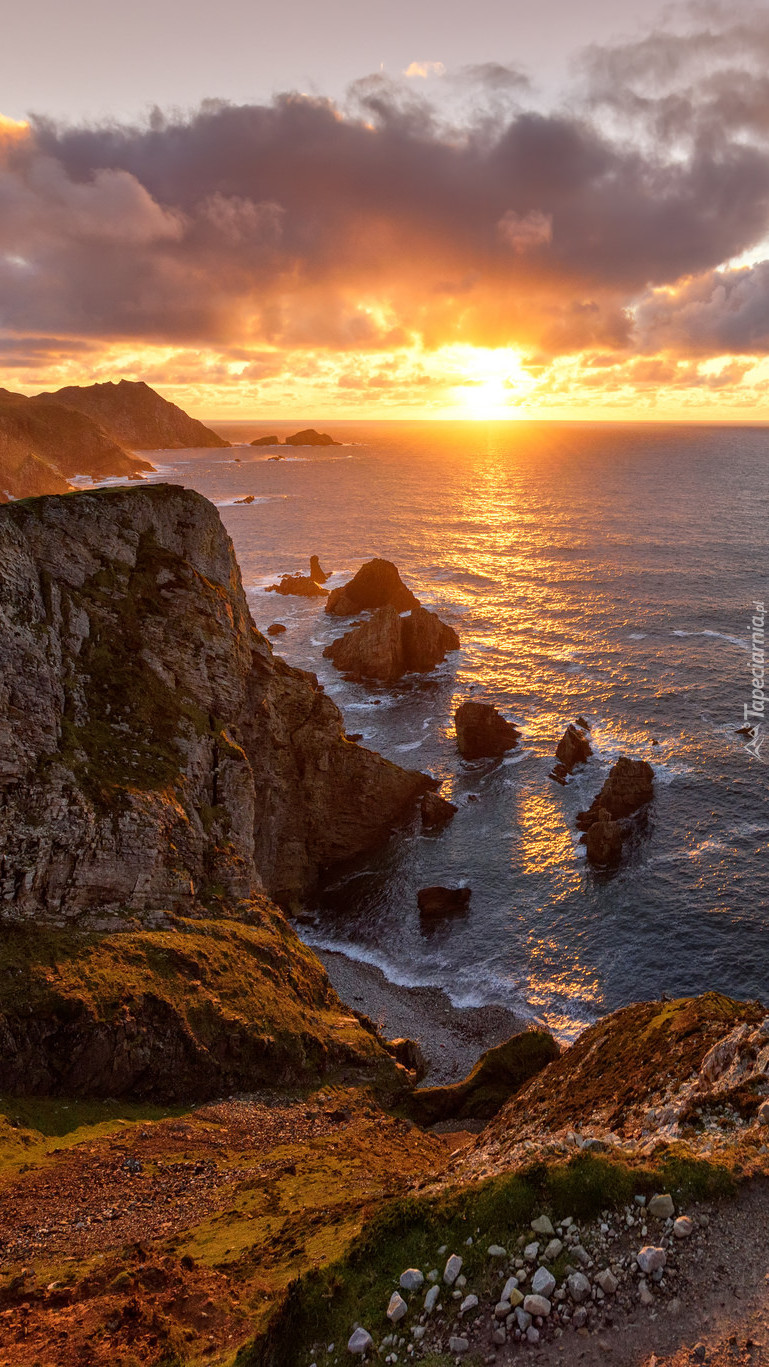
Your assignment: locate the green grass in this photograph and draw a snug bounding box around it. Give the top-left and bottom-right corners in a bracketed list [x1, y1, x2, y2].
[237, 1150, 735, 1367]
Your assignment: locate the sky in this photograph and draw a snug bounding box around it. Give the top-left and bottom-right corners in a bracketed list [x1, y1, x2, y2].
[4, 0, 769, 419]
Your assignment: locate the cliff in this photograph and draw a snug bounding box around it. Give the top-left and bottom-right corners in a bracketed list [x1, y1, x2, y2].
[38, 379, 230, 449]
[0, 388, 152, 501]
[0, 484, 430, 921]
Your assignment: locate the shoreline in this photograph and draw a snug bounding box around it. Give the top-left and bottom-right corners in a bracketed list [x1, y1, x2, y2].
[316, 947, 531, 1086]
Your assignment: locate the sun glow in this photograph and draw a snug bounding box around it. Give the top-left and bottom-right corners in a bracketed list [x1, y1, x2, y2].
[448, 346, 536, 419]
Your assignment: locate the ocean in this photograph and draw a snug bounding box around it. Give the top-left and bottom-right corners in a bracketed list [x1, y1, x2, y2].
[137, 420, 768, 1039]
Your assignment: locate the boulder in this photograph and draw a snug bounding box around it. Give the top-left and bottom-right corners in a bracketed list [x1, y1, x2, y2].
[347, 1327, 373, 1355]
[266, 623, 287, 636]
[324, 604, 458, 683]
[637, 1247, 666, 1274]
[284, 428, 340, 446]
[325, 558, 420, 616]
[266, 573, 328, 598]
[555, 722, 592, 772]
[584, 809, 624, 866]
[387, 1291, 408, 1323]
[386, 1037, 427, 1080]
[577, 756, 654, 829]
[405, 1030, 559, 1126]
[250, 435, 280, 446]
[648, 1193, 675, 1219]
[455, 700, 519, 759]
[420, 791, 458, 827]
[417, 886, 471, 918]
[310, 555, 331, 584]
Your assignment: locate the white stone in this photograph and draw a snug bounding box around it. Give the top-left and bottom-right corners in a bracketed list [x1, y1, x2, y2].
[523, 1294, 552, 1317]
[348, 1328, 373, 1355]
[544, 1238, 563, 1261]
[387, 1292, 408, 1323]
[527, 1326, 541, 1344]
[449, 1337, 469, 1354]
[487, 1244, 507, 1258]
[443, 1253, 463, 1285]
[495, 1300, 512, 1319]
[524, 1241, 540, 1261]
[531, 1267, 556, 1298]
[515, 1308, 532, 1331]
[459, 1294, 478, 1315]
[673, 1216, 693, 1239]
[567, 1272, 591, 1304]
[424, 1285, 440, 1313]
[399, 1269, 424, 1292]
[501, 1276, 519, 1302]
[648, 1194, 674, 1219]
[637, 1246, 667, 1274]
[531, 1215, 555, 1236]
[426, 1269, 439, 1282]
[411, 1326, 425, 1341]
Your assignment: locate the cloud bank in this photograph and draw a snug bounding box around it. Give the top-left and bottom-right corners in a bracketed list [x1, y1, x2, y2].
[4, 4, 769, 409]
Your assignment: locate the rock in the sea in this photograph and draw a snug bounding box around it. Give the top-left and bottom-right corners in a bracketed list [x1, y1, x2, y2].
[310, 554, 331, 584]
[555, 722, 592, 771]
[584, 808, 624, 866]
[347, 1327, 373, 1355]
[0, 485, 431, 915]
[325, 558, 420, 617]
[421, 790, 458, 827]
[284, 428, 340, 446]
[455, 700, 519, 759]
[235, 494, 256, 504]
[405, 1029, 559, 1126]
[266, 572, 328, 597]
[267, 622, 287, 635]
[324, 604, 459, 683]
[577, 755, 654, 829]
[250, 434, 280, 446]
[417, 886, 471, 918]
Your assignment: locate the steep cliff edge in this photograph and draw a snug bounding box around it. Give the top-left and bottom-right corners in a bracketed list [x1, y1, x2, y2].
[0, 388, 152, 501]
[38, 379, 230, 449]
[0, 484, 431, 921]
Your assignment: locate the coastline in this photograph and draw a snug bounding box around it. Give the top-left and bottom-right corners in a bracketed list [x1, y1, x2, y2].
[316, 947, 531, 1086]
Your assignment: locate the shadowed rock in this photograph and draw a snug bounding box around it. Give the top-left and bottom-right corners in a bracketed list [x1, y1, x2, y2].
[584, 808, 624, 865]
[555, 722, 592, 772]
[386, 1037, 428, 1080]
[37, 378, 229, 450]
[325, 558, 420, 617]
[405, 1031, 559, 1126]
[323, 604, 459, 683]
[417, 886, 471, 917]
[266, 573, 328, 598]
[421, 791, 458, 827]
[577, 755, 654, 830]
[267, 622, 287, 635]
[250, 434, 280, 446]
[455, 700, 519, 759]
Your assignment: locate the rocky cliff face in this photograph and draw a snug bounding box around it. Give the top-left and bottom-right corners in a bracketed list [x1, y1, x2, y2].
[0, 484, 430, 922]
[0, 388, 152, 501]
[39, 379, 230, 449]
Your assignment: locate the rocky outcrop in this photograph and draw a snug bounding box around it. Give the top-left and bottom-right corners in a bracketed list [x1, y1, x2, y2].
[325, 559, 420, 617]
[266, 573, 328, 598]
[406, 1030, 559, 1126]
[0, 484, 432, 919]
[584, 808, 624, 865]
[0, 388, 153, 501]
[310, 555, 330, 583]
[417, 886, 471, 917]
[37, 379, 229, 450]
[555, 722, 592, 771]
[323, 605, 459, 683]
[577, 755, 654, 828]
[0, 911, 403, 1101]
[455, 700, 520, 759]
[284, 429, 340, 446]
[251, 434, 280, 446]
[421, 791, 458, 827]
[267, 622, 287, 635]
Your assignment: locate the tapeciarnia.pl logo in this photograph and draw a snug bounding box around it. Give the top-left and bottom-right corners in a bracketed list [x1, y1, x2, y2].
[743, 600, 766, 763]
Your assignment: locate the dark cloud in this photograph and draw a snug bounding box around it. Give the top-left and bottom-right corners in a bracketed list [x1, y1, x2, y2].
[2, 9, 769, 362]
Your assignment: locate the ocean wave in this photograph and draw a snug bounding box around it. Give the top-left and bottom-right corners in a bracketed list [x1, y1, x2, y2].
[394, 739, 424, 751]
[673, 629, 749, 650]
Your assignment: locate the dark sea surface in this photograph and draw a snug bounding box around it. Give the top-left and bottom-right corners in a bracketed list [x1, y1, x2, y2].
[137, 421, 769, 1039]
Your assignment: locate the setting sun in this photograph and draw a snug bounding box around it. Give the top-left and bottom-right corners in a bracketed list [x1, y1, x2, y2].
[448, 346, 535, 418]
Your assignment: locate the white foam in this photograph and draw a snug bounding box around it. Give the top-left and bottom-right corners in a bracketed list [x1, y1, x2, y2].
[628, 632, 647, 639]
[394, 740, 424, 752]
[673, 629, 749, 650]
